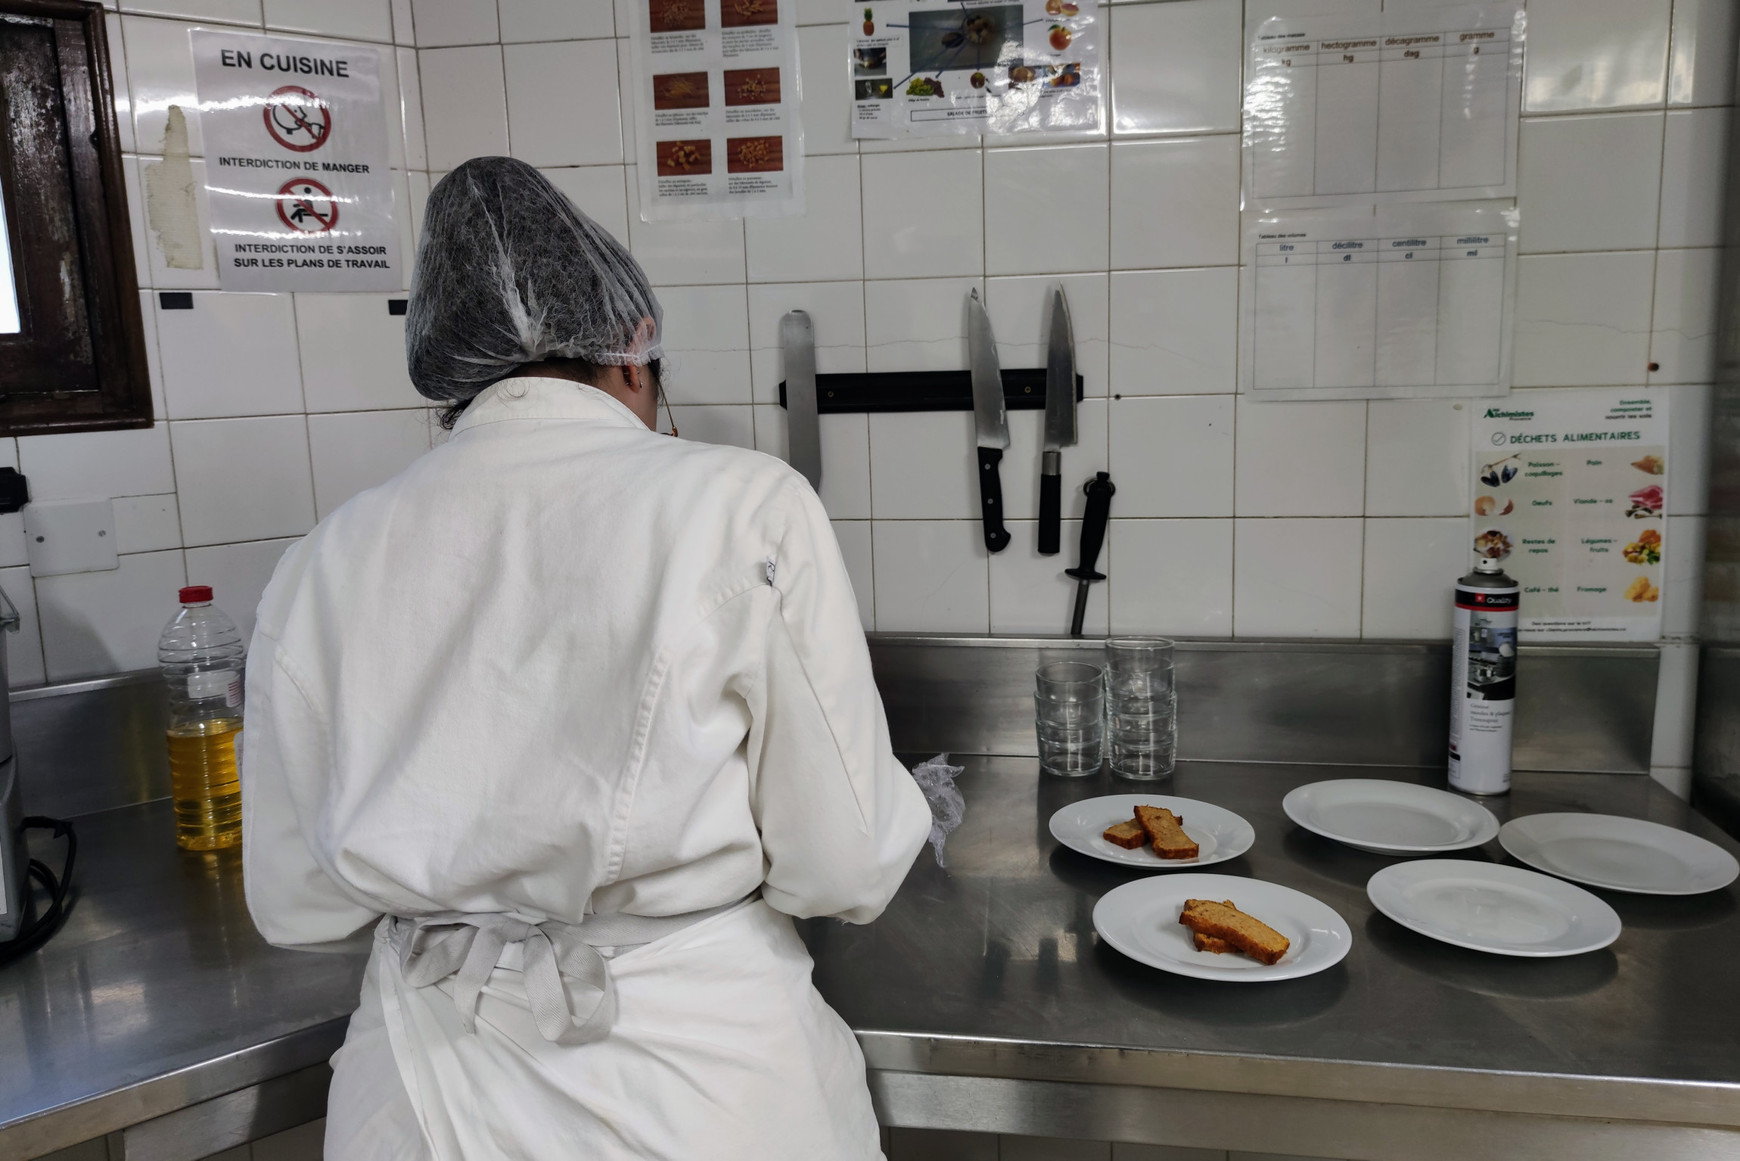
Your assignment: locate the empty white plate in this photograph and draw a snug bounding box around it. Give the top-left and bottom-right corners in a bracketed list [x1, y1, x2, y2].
[1499, 813, 1739, 896]
[1049, 794, 1255, 869]
[1093, 873, 1353, 982]
[1283, 778, 1500, 855]
[1367, 860, 1622, 957]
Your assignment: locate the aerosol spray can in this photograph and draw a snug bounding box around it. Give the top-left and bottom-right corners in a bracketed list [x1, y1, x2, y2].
[1449, 557, 1519, 794]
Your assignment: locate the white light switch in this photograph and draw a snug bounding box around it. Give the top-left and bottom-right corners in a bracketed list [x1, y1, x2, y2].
[24, 499, 120, 577]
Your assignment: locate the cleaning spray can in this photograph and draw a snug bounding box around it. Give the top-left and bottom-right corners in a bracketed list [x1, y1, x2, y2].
[1449, 557, 1519, 795]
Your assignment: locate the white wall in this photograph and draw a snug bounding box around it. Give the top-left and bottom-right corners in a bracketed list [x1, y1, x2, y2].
[2, 0, 1729, 690]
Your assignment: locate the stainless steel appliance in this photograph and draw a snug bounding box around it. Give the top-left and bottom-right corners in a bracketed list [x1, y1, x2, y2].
[0, 586, 24, 941]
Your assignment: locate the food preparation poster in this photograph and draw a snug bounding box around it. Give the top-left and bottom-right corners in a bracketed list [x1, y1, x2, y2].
[630, 0, 805, 220]
[191, 31, 400, 291]
[1472, 388, 1669, 641]
[850, 0, 1103, 138]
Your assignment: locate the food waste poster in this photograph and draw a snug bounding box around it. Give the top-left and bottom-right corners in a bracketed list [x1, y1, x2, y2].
[1471, 388, 1669, 641]
[850, 0, 1103, 138]
[190, 31, 400, 291]
[629, 0, 804, 219]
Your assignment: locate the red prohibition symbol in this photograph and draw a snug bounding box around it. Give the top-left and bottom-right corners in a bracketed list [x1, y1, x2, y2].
[276, 177, 339, 233]
[263, 84, 332, 152]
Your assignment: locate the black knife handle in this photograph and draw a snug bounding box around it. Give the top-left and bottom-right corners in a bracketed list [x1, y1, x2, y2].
[977, 446, 1012, 554]
[1038, 471, 1062, 555]
[1065, 472, 1114, 582]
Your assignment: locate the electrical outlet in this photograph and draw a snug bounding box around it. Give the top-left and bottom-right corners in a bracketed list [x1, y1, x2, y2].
[23, 499, 119, 577]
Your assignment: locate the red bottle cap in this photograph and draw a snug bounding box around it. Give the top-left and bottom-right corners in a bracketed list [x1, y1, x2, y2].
[180, 585, 214, 603]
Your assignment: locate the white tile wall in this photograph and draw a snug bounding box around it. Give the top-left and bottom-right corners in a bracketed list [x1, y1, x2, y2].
[6, 0, 1724, 691]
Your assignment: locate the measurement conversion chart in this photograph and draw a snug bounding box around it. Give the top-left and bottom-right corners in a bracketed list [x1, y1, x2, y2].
[1241, 203, 1517, 400]
[1244, 4, 1523, 207]
[1472, 389, 1668, 641]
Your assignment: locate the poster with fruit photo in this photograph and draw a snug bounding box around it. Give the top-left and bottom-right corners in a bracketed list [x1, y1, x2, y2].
[850, 0, 1103, 138]
[1471, 388, 1669, 642]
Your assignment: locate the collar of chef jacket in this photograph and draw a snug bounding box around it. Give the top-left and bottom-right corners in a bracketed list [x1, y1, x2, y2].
[452, 376, 649, 436]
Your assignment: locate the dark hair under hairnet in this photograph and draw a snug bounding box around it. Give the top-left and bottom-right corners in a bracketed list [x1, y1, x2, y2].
[406, 157, 665, 403]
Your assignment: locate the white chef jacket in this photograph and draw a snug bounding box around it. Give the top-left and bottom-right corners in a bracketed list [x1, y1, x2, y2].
[241, 376, 933, 1161]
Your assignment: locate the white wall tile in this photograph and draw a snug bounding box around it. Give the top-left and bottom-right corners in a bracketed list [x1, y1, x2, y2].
[392, 0, 414, 43]
[864, 277, 982, 372]
[106, 12, 136, 154]
[1662, 514, 1706, 635]
[616, 38, 636, 156]
[120, 0, 260, 28]
[746, 154, 863, 281]
[1110, 0, 1242, 136]
[264, 0, 392, 41]
[861, 151, 984, 279]
[505, 40, 623, 167]
[798, 24, 856, 155]
[297, 293, 421, 411]
[831, 519, 874, 628]
[753, 408, 872, 518]
[0, 567, 47, 687]
[1233, 518, 1364, 638]
[1668, 0, 1738, 106]
[1000, 1135, 1112, 1161]
[1107, 395, 1234, 517]
[1650, 249, 1720, 385]
[398, 47, 428, 169]
[307, 409, 431, 518]
[984, 145, 1109, 275]
[869, 410, 977, 518]
[1667, 382, 1713, 515]
[19, 426, 177, 501]
[114, 495, 183, 554]
[746, 280, 867, 403]
[124, 16, 202, 155]
[1109, 268, 1236, 395]
[1361, 517, 1467, 638]
[171, 416, 316, 545]
[655, 284, 753, 404]
[158, 292, 304, 418]
[665, 405, 755, 448]
[626, 170, 747, 284]
[141, 157, 220, 290]
[139, 292, 169, 415]
[870, 521, 989, 632]
[184, 537, 298, 639]
[540, 165, 629, 244]
[1364, 399, 1470, 517]
[419, 46, 509, 170]
[1110, 137, 1239, 269]
[990, 521, 1107, 636]
[1235, 397, 1366, 516]
[1108, 518, 1233, 637]
[1523, 0, 1671, 113]
[410, 0, 497, 45]
[985, 273, 1110, 399]
[500, 0, 614, 41]
[1511, 252, 1655, 387]
[0, 511, 24, 570]
[1516, 113, 1663, 254]
[123, 160, 151, 291]
[36, 550, 187, 681]
[1004, 399, 1109, 520]
[1658, 107, 1730, 249]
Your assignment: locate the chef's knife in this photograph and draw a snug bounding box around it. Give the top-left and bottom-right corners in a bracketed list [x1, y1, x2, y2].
[1038, 285, 1076, 556]
[781, 310, 822, 492]
[967, 289, 1011, 554]
[1065, 472, 1114, 637]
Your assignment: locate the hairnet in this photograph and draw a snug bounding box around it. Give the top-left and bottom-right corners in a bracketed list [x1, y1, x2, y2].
[406, 157, 664, 402]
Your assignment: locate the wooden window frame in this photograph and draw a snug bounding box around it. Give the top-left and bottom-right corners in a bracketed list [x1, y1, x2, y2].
[0, 0, 152, 436]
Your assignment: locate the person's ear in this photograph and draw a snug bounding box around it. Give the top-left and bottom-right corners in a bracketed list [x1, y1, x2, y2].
[625, 364, 644, 393]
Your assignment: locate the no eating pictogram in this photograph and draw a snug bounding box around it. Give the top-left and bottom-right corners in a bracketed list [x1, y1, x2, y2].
[263, 84, 332, 152]
[276, 177, 339, 233]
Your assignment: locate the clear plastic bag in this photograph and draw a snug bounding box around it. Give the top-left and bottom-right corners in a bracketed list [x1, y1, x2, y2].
[910, 754, 966, 867]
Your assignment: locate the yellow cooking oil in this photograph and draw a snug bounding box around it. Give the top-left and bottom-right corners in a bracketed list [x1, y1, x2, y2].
[169, 717, 243, 851]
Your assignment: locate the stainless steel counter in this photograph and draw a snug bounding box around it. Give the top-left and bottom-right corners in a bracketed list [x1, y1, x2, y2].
[6, 762, 1740, 1159]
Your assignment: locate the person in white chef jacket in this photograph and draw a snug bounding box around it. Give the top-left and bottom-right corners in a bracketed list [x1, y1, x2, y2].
[240, 156, 935, 1161]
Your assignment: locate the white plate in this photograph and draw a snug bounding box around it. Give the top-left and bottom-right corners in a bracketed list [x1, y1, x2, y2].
[1093, 873, 1353, 982]
[1499, 813, 1740, 896]
[1049, 794, 1255, 869]
[1282, 778, 1500, 855]
[1367, 860, 1622, 957]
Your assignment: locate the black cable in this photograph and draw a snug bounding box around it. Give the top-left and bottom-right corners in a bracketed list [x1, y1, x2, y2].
[0, 816, 77, 967]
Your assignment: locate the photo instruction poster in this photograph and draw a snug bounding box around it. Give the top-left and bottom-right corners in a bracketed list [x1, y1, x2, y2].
[849, 0, 1103, 138]
[191, 31, 401, 291]
[629, 0, 805, 220]
[1471, 389, 1669, 642]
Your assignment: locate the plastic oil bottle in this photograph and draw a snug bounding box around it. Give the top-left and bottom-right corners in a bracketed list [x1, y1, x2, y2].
[159, 586, 245, 851]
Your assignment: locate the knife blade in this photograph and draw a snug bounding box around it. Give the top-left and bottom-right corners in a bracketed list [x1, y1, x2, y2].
[781, 310, 822, 492]
[1065, 472, 1115, 637]
[967, 289, 1011, 554]
[1038, 285, 1077, 556]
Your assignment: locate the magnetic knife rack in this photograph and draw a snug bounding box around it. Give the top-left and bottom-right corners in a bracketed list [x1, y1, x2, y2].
[776, 369, 1084, 413]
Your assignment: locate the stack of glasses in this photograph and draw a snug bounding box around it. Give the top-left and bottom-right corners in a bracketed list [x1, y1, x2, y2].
[1105, 637, 1176, 780]
[1034, 661, 1104, 777]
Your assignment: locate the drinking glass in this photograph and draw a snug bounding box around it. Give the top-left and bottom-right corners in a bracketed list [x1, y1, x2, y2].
[1034, 661, 1104, 777]
[1106, 637, 1176, 780]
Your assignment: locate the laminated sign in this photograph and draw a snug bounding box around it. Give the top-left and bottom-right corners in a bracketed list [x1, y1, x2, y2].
[191, 31, 401, 291]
